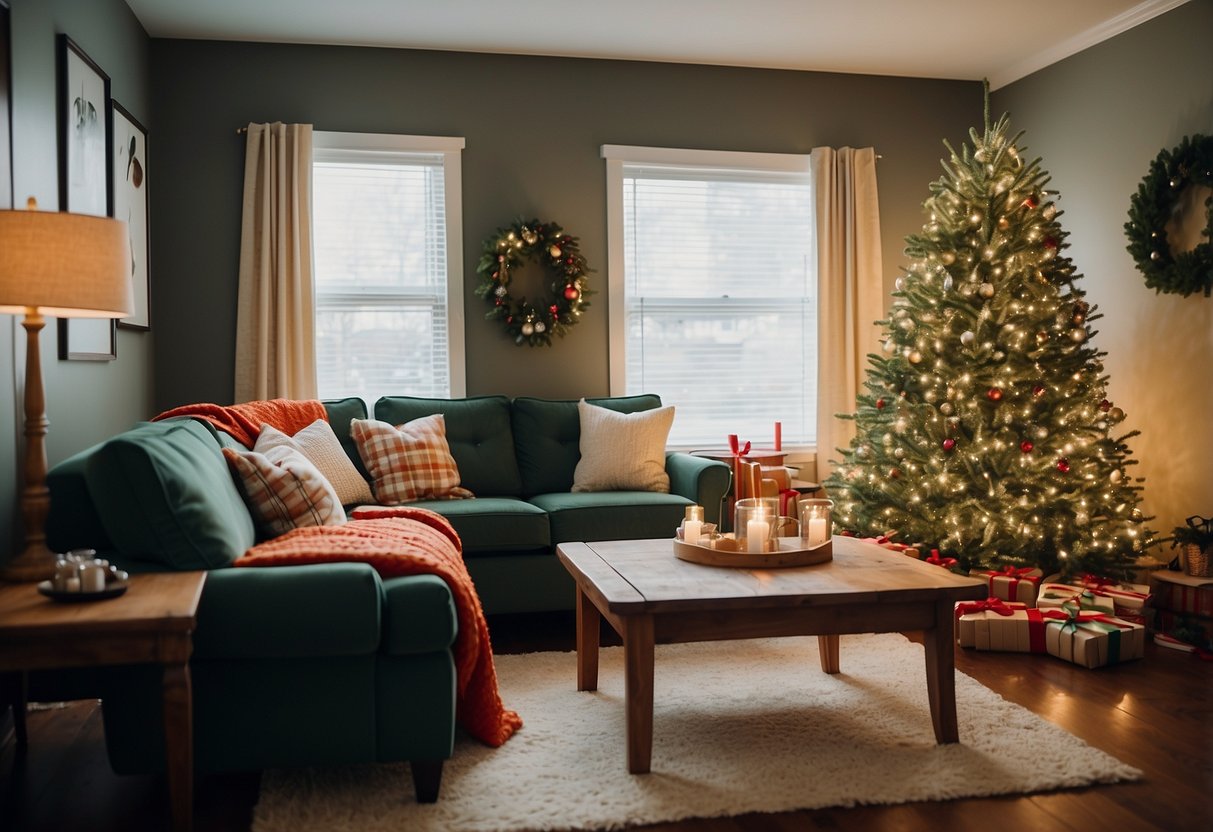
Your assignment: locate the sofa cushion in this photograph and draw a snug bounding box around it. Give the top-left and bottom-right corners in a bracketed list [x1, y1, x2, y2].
[352, 415, 474, 503]
[47, 444, 114, 553]
[257, 421, 374, 507]
[529, 491, 692, 544]
[84, 419, 255, 570]
[513, 395, 663, 498]
[374, 395, 522, 497]
[399, 497, 550, 555]
[380, 573, 459, 654]
[223, 443, 346, 538]
[573, 399, 674, 493]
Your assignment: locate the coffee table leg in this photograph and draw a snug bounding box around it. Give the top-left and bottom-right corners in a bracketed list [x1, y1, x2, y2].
[817, 634, 840, 674]
[576, 587, 601, 691]
[923, 599, 960, 744]
[163, 662, 194, 832]
[623, 614, 654, 774]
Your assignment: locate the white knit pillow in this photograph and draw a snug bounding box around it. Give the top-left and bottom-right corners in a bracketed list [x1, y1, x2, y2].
[223, 444, 346, 538]
[572, 399, 674, 493]
[257, 421, 375, 507]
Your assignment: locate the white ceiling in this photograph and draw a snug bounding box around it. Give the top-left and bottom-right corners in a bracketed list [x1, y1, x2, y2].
[125, 0, 1188, 90]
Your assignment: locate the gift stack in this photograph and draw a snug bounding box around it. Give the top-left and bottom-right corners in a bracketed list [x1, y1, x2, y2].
[1149, 571, 1213, 651]
[956, 571, 1149, 669]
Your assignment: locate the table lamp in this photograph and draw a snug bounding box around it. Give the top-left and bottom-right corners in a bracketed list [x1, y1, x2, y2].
[0, 197, 132, 581]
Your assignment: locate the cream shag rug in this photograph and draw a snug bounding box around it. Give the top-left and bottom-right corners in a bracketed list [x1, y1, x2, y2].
[252, 634, 1140, 831]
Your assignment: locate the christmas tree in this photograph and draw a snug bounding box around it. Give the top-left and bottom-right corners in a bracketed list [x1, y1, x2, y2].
[823, 104, 1152, 580]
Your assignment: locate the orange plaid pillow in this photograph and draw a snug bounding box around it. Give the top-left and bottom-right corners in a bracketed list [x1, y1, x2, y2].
[351, 414, 474, 504]
[222, 444, 346, 538]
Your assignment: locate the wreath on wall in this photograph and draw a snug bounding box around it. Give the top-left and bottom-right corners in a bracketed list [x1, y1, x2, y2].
[1124, 134, 1213, 297]
[474, 218, 594, 346]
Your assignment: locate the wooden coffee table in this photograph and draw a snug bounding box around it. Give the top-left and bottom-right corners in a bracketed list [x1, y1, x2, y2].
[556, 536, 986, 773]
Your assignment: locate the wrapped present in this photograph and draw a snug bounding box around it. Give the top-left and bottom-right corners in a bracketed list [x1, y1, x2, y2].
[955, 597, 1032, 650]
[1042, 607, 1145, 668]
[973, 565, 1043, 604]
[1036, 583, 1116, 615]
[1072, 574, 1152, 617]
[1149, 571, 1213, 617]
[1153, 609, 1213, 651]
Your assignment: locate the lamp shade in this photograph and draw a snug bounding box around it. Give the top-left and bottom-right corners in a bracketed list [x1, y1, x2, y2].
[0, 202, 133, 318]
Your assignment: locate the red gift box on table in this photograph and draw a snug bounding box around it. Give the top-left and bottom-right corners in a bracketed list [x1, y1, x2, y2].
[1036, 583, 1116, 615]
[972, 566, 1043, 604]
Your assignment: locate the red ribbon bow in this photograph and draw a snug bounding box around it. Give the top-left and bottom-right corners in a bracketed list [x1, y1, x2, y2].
[955, 597, 1016, 618]
[926, 549, 958, 569]
[991, 565, 1041, 583]
[727, 434, 751, 459]
[1079, 573, 1116, 590]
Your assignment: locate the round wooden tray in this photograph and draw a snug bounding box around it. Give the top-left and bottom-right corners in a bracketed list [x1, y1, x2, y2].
[673, 536, 833, 568]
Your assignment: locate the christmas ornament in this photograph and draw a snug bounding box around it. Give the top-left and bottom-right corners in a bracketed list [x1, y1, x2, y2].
[1032, 384, 1046, 397]
[1109, 407, 1125, 422]
[1068, 328, 1086, 343]
[1125, 134, 1213, 297]
[1020, 440, 1033, 453]
[876, 398, 887, 409]
[942, 438, 956, 452]
[960, 330, 975, 347]
[986, 387, 1003, 402]
[979, 283, 995, 298]
[1056, 458, 1070, 473]
[475, 218, 593, 346]
[1099, 399, 1111, 411]
[908, 350, 923, 364]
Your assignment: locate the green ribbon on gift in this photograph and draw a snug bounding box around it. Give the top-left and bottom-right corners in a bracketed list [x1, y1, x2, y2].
[1050, 601, 1125, 665]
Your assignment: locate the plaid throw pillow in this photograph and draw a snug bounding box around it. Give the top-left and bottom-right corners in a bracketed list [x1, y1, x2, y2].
[223, 443, 346, 538]
[351, 414, 474, 504]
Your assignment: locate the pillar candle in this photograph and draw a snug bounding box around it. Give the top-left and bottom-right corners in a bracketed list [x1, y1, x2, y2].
[746, 519, 769, 553]
[806, 517, 828, 546]
[774, 421, 782, 452]
[683, 519, 702, 545]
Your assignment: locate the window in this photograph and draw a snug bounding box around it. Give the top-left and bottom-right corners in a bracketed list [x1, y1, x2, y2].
[312, 132, 465, 407]
[602, 145, 816, 450]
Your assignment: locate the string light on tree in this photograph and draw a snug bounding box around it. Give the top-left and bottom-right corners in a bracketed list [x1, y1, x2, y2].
[823, 95, 1154, 579]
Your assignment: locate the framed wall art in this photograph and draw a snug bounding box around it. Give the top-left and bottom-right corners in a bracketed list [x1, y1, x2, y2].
[111, 101, 149, 330]
[57, 33, 116, 360]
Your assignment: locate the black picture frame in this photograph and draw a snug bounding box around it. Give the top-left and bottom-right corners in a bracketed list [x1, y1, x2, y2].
[111, 100, 149, 331]
[56, 34, 116, 361]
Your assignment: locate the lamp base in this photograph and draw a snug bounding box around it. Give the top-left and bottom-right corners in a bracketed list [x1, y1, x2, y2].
[0, 541, 57, 582]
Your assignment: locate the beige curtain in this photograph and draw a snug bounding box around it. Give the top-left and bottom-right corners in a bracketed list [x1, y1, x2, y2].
[234, 122, 317, 402]
[811, 147, 884, 483]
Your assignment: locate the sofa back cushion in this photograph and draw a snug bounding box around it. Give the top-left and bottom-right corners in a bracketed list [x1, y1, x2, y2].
[84, 419, 256, 570]
[512, 395, 663, 497]
[374, 395, 522, 497]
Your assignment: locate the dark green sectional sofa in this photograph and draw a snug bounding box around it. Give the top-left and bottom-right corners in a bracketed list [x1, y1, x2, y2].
[41, 392, 729, 801]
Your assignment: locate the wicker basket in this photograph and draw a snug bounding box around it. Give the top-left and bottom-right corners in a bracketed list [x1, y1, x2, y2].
[1185, 543, 1211, 578]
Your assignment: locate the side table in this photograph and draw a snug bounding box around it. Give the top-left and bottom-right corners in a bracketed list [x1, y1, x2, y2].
[0, 571, 206, 832]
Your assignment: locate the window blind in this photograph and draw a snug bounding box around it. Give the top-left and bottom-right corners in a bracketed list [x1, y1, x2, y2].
[312, 143, 457, 406]
[619, 162, 817, 448]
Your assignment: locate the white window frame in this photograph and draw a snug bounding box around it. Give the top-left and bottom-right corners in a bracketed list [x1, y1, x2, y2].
[601, 144, 817, 462]
[312, 130, 467, 398]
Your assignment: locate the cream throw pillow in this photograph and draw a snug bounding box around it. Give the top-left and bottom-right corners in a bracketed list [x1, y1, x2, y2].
[572, 399, 674, 493]
[257, 421, 375, 506]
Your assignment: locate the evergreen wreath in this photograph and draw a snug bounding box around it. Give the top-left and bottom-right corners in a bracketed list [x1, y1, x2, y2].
[475, 218, 593, 346]
[1125, 134, 1213, 297]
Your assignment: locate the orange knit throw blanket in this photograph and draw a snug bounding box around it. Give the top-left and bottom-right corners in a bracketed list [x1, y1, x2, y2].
[235, 508, 522, 747]
[153, 398, 327, 448]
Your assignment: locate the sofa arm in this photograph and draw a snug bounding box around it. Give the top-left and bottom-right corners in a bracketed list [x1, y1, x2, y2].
[665, 453, 731, 525]
[380, 574, 458, 655]
[194, 563, 383, 659]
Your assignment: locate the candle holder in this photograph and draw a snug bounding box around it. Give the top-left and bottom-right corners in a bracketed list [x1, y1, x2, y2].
[734, 497, 777, 554]
[799, 499, 834, 548]
[680, 505, 705, 545]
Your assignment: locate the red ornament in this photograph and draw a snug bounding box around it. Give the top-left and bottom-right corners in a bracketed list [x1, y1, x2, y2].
[506, 315, 514, 324]
[1043, 236, 1058, 250]
[1020, 440, 1034, 453]
[491, 271, 499, 280]
[1023, 195, 1039, 209]
[494, 298, 504, 306]
[563, 286, 580, 301]
[889, 468, 902, 480]
[986, 387, 1003, 402]
[1099, 399, 1112, 412]
[1032, 384, 1046, 397]
[876, 398, 887, 410]
[942, 438, 957, 452]
[1056, 458, 1070, 473]
[549, 304, 560, 317]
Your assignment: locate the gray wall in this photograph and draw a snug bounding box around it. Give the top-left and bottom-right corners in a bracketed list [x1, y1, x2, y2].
[147, 40, 980, 410]
[0, 0, 151, 563]
[992, 0, 1213, 539]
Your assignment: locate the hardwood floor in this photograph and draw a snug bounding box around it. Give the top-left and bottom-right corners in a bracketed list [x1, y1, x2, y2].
[2, 611, 1210, 831]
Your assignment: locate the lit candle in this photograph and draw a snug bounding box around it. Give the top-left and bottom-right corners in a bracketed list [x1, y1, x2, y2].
[806, 517, 828, 546]
[746, 516, 770, 553]
[683, 519, 702, 545]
